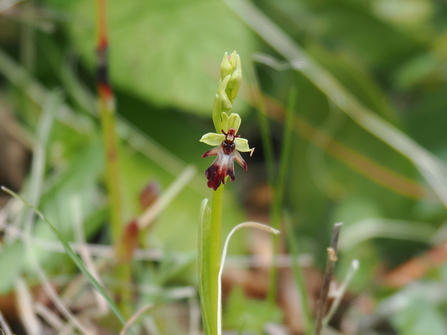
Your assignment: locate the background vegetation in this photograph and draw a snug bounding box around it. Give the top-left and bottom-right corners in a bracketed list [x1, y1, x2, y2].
[1, 0, 447, 334]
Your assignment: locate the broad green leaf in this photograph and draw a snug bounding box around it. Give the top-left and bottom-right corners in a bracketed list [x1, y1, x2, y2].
[391, 296, 446, 335]
[45, 0, 257, 114]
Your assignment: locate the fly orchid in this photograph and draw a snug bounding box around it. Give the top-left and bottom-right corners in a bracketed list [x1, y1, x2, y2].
[200, 113, 254, 190]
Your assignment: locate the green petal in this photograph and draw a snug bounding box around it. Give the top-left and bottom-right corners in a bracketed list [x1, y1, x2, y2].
[221, 112, 229, 131]
[220, 112, 241, 132]
[227, 113, 241, 132]
[234, 138, 252, 152]
[200, 133, 225, 146]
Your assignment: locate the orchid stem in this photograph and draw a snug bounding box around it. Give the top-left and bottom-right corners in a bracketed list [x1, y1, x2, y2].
[208, 184, 224, 335]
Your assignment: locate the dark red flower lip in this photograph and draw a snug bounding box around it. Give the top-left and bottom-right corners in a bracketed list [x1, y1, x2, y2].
[202, 143, 248, 191]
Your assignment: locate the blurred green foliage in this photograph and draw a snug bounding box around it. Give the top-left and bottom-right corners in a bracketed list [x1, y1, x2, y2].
[1, 0, 447, 333]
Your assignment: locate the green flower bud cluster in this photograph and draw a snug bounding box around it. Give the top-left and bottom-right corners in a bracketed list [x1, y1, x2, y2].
[212, 51, 242, 133]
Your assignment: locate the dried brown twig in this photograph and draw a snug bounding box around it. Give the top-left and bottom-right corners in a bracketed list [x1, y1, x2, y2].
[314, 222, 343, 335]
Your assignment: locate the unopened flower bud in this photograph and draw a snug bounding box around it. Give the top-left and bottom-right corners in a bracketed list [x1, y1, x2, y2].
[212, 75, 232, 132]
[220, 52, 232, 80]
[226, 53, 242, 102]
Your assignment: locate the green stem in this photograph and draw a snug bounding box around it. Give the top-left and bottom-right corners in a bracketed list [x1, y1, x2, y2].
[247, 62, 281, 304]
[267, 89, 296, 304]
[99, 104, 122, 243]
[96, 0, 131, 317]
[20, 0, 35, 74]
[208, 184, 224, 335]
[284, 216, 314, 335]
[247, 62, 275, 185]
[99, 96, 132, 317]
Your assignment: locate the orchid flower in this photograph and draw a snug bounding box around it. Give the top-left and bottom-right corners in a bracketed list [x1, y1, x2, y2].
[200, 113, 254, 190]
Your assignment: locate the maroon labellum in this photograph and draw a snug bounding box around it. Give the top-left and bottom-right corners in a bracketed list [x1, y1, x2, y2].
[202, 128, 248, 191]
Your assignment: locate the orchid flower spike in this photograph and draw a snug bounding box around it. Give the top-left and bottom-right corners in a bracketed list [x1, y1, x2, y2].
[200, 113, 254, 191]
[212, 51, 242, 133]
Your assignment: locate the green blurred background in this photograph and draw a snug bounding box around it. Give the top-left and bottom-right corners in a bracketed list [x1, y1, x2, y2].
[1, 0, 447, 334]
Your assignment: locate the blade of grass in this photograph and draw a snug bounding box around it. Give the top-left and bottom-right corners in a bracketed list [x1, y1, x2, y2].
[0, 45, 209, 202]
[17, 92, 94, 335]
[284, 215, 314, 335]
[1, 186, 129, 329]
[257, 93, 425, 200]
[266, 89, 296, 304]
[249, 55, 425, 199]
[22, 215, 93, 335]
[306, 101, 345, 196]
[275, 89, 296, 216]
[0, 48, 92, 134]
[338, 218, 436, 252]
[246, 61, 275, 185]
[119, 304, 154, 335]
[248, 53, 425, 199]
[20, 0, 35, 74]
[21, 90, 59, 233]
[225, 0, 447, 209]
[71, 196, 109, 315]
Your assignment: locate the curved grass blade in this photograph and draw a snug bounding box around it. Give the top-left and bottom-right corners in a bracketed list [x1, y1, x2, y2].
[339, 218, 437, 252]
[284, 215, 313, 335]
[218, 222, 280, 335]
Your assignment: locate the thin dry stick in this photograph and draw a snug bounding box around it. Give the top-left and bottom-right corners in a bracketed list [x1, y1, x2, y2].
[15, 277, 42, 335]
[137, 166, 196, 229]
[0, 311, 13, 335]
[323, 259, 359, 326]
[119, 304, 154, 335]
[314, 222, 343, 335]
[34, 302, 65, 332]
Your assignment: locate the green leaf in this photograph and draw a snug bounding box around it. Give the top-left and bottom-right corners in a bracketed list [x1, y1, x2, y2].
[45, 0, 257, 115]
[391, 296, 446, 335]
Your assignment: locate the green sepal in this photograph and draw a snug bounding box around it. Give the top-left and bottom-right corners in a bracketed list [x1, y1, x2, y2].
[200, 133, 225, 146]
[221, 112, 241, 132]
[234, 138, 252, 152]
